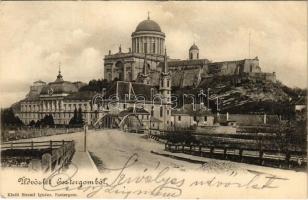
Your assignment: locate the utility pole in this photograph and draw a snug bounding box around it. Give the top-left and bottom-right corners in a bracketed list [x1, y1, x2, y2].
[84, 123, 87, 152]
[249, 31, 251, 58]
[207, 88, 210, 109]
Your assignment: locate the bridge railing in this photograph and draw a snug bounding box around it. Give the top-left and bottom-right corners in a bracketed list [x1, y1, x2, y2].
[1, 140, 75, 172]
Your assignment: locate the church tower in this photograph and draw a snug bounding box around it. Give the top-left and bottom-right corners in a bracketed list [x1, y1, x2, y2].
[158, 49, 172, 131]
[189, 43, 199, 60]
[159, 49, 171, 104]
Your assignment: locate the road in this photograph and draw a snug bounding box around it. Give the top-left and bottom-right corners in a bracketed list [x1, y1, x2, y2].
[3, 129, 306, 198]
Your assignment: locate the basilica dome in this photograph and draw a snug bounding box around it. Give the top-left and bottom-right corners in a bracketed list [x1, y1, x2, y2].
[131, 16, 165, 55]
[189, 43, 199, 51]
[135, 19, 162, 32]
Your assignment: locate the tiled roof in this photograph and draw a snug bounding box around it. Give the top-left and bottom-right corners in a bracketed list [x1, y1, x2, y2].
[65, 91, 97, 100]
[216, 114, 280, 125]
[40, 81, 78, 95]
[171, 68, 201, 87]
[150, 116, 162, 122]
[131, 82, 157, 101]
[23, 95, 40, 101]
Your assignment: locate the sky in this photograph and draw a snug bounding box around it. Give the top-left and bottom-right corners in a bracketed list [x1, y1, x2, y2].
[0, 1, 307, 107]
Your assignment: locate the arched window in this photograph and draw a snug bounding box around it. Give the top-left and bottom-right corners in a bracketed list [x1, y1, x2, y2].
[167, 80, 170, 87]
[115, 61, 124, 80]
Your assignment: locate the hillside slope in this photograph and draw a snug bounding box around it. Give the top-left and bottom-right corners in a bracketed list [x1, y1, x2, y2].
[172, 75, 305, 115]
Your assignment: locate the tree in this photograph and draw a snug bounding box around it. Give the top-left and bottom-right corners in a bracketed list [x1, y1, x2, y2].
[77, 107, 84, 124]
[29, 120, 36, 127]
[40, 114, 55, 127]
[69, 107, 84, 127]
[35, 120, 41, 128]
[79, 78, 112, 92]
[1, 107, 24, 128]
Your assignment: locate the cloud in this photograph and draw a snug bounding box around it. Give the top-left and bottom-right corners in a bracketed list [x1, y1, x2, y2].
[0, 1, 306, 107]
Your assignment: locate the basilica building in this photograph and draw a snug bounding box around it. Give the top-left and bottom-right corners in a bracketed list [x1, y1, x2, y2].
[104, 16, 276, 88]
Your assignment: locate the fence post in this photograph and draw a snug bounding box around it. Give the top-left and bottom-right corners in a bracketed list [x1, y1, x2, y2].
[259, 150, 264, 165]
[286, 151, 291, 169]
[210, 147, 214, 158]
[239, 149, 243, 162]
[50, 140, 53, 153]
[223, 147, 227, 159]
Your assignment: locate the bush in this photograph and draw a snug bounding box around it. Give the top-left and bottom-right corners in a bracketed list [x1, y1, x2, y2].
[166, 132, 199, 144]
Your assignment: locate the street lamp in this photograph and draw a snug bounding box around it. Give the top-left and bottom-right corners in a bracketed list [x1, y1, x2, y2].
[216, 96, 219, 112]
[84, 121, 88, 152]
[207, 88, 211, 109]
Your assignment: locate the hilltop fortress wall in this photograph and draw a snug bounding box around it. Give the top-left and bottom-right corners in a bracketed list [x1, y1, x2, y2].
[168, 56, 276, 88]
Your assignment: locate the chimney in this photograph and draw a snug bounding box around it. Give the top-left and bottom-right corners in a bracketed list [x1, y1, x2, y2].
[108, 50, 111, 55]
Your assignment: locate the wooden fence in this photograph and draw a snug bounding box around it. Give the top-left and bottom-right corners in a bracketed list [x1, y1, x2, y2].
[2, 128, 83, 142]
[165, 142, 307, 169]
[1, 140, 75, 172]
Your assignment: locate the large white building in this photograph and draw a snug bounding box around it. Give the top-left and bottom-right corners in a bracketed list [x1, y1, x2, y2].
[18, 70, 97, 125]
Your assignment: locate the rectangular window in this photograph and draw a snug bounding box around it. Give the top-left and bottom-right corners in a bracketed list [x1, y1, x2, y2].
[193, 116, 197, 121]
[152, 43, 155, 53]
[204, 116, 207, 121]
[178, 116, 181, 121]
